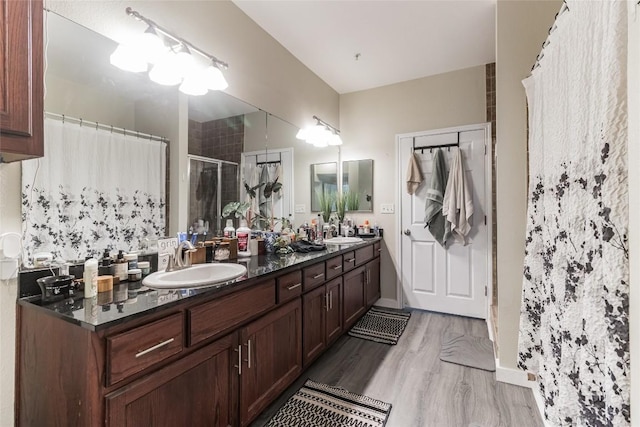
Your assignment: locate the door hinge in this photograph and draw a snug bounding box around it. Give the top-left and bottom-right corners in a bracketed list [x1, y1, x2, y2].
[485, 286, 488, 296]
[484, 215, 487, 225]
[484, 143, 487, 155]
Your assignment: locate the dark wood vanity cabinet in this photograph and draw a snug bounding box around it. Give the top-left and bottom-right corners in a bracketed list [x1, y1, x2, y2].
[0, 0, 44, 162]
[17, 240, 381, 427]
[302, 277, 343, 366]
[106, 333, 239, 427]
[343, 266, 367, 328]
[239, 299, 302, 426]
[365, 257, 381, 307]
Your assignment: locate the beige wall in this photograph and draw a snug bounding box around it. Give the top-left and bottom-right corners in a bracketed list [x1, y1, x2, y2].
[628, 1, 639, 423]
[0, 1, 339, 423]
[495, 0, 560, 370]
[340, 66, 486, 302]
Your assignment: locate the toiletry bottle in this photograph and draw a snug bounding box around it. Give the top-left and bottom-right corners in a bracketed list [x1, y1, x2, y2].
[236, 220, 251, 257]
[224, 219, 236, 238]
[114, 250, 129, 282]
[83, 258, 98, 298]
[99, 249, 113, 276]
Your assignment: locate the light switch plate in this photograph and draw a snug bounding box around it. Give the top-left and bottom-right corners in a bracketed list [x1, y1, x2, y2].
[380, 204, 395, 214]
[295, 204, 306, 213]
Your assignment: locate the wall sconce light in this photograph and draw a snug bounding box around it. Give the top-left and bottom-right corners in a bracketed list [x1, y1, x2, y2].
[110, 7, 229, 96]
[296, 116, 343, 147]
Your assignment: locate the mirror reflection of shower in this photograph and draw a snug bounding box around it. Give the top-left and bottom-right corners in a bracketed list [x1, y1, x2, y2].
[188, 156, 239, 237]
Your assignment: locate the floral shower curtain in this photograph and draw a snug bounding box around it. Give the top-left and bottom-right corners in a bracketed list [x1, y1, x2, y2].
[518, 2, 629, 426]
[22, 118, 166, 264]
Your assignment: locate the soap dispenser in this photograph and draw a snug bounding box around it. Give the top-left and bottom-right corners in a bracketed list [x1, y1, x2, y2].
[236, 220, 251, 257]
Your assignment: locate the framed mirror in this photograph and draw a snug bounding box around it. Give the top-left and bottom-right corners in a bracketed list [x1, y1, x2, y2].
[310, 162, 338, 212]
[342, 159, 374, 212]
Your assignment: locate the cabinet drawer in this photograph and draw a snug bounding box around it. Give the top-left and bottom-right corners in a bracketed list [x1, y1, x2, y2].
[374, 241, 382, 256]
[189, 280, 275, 346]
[277, 270, 302, 303]
[303, 262, 326, 291]
[343, 251, 356, 272]
[325, 255, 343, 280]
[355, 245, 374, 266]
[107, 312, 184, 385]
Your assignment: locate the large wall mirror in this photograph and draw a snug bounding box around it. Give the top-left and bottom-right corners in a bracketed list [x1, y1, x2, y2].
[342, 159, 374, 212]
[37, 10, 299, 262]
[310, 162, 338, 212]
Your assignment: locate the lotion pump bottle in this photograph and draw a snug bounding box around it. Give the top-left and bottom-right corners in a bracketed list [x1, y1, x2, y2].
[236, 220, 251, 257]
[224, 219, 236, 238]
[83, 258, 98, 298]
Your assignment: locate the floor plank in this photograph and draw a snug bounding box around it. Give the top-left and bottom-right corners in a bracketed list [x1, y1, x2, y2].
[251, 310, 543, 427]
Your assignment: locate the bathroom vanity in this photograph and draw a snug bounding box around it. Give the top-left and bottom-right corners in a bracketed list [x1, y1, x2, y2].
[16, 239, 382, 426]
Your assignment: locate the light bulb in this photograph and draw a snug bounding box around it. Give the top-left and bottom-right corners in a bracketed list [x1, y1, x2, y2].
[202, 63, 228, 90]
[136, 26, 166, 64]
[307, 124, 331, 146]
[172, 44, 196, 78]
[110, 44, 147, 73]
[179, 73, 208, 96]
[149, 52, 182, 86]
[296, 128, 308, 140]
[328, 133, 343, 146]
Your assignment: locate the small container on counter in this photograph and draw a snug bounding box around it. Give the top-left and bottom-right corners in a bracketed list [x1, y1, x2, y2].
[97, 275, 113, 293]
[128, 268, 142, 282]
[138, 261, 151, 277]
[124, 253, 138, 269]
[114, 250, 128, 281]
[214, 242, 231, 261]
[83, 258, 98, 298]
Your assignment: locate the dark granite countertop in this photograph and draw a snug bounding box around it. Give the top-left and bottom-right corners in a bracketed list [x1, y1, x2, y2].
[18, 238, 381, 332]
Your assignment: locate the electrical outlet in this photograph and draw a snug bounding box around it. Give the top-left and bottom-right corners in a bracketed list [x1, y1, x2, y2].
[380, 204, 395, 214]
[295, 204, 306, 213]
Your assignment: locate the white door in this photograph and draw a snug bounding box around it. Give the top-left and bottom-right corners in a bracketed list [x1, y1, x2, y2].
[399, 125, 490, 319]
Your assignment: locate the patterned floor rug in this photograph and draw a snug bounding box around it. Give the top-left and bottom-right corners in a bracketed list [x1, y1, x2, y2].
[348, 306, 411, 345]
[266, 379, 392, 427]
[439, 331, 496, 371]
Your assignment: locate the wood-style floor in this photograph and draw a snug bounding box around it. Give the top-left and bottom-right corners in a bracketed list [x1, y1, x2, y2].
[251, 309, 543, 427]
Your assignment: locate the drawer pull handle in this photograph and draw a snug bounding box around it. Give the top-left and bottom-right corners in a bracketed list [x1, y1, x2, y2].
[345, 258, 355, 263]
[332, 265, 342, 270]
[329, 290, 333, 310]
[135, 338, 175, 358]
[325, 293, 329, 312]
[377, 248, 382, 253]
[244, 340, 252, 369]
[234, 345, 242, 375]
[287, 283, 302, 291]
[313, 273, 324, 279]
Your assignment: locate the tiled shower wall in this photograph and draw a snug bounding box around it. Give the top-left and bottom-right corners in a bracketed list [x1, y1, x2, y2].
[486, 63, 497, 305]
[188, 116, 243, 234]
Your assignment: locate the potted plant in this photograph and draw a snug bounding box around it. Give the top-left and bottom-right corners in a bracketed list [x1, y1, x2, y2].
[317, 190, 334, 223]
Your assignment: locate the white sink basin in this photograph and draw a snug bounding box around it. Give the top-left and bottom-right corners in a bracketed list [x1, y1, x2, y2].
[324, 236, 364, 245]
[142, 263, 247, 289]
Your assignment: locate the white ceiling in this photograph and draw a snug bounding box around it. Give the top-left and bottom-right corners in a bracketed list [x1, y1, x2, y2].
[233, 0, 496, 94]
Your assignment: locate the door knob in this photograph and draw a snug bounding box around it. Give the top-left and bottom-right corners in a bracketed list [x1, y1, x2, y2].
[404, 229, 411, 236]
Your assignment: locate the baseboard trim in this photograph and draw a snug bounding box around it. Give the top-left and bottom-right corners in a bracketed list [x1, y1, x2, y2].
[374, 298, 401, 309]
[495, 363, 533, 388]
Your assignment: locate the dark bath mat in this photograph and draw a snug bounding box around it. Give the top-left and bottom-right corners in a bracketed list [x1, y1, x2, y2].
[348, 306, 411, 345]
[266, 379, 391, 427]
[439, 331, 496, 372]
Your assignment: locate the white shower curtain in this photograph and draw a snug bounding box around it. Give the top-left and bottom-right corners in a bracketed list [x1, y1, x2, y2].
[518, 1, 629, 426]
[22, 118, 166, 263]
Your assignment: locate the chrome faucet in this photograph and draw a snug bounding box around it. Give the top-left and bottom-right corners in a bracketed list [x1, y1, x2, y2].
[166, 241, 197, 272]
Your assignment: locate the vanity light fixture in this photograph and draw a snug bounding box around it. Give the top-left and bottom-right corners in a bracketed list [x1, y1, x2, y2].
[110, 7, 229, 95]
[296, 116, 343, 147]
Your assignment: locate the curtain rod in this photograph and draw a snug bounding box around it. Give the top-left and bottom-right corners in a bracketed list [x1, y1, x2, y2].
[530, 0, 570, 73]
[45, 112, 168, 143]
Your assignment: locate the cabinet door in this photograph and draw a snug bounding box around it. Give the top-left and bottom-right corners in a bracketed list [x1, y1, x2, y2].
[239, 298, 302, 426]
[106, 333, 238, 427]
[325, 277, 343, 345]
[0, 0, 44, 161]
[365, 257, 381, 307]
[343, 266, 366, 328]
[302, 285, 326, 366]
